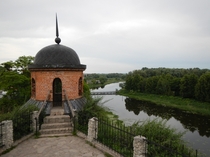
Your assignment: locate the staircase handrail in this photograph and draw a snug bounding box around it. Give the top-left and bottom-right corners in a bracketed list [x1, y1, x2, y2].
[63, 90, 75, 117]
[36, 90, 51, 118]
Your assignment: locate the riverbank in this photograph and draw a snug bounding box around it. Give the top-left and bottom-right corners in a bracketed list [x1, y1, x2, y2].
[88, 79, 123, 89]
[118, 89, 210, 116]
[88, 95, 199, 156]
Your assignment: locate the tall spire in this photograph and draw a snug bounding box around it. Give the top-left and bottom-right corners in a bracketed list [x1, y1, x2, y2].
[56, 13, 59, 37]
[55, 13, 61, 44]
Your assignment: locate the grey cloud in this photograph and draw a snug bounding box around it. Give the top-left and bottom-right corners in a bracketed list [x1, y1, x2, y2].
[0, 0, 210, 73]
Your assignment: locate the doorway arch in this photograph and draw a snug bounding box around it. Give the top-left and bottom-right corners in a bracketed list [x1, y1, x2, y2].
[53, 78, 62, 106]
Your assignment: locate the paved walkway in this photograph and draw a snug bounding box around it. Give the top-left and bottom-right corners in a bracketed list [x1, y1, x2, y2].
[1, 135, 106, 157]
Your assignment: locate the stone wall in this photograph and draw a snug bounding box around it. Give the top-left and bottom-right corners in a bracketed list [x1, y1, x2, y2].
[1, 120, 13, 149]
[87, 117, 98, 142]
[133, 135, 147, 157]
[32, 111, 38, 132]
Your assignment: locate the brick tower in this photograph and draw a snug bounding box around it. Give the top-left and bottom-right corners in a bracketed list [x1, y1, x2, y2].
[27, 16, 86, 113]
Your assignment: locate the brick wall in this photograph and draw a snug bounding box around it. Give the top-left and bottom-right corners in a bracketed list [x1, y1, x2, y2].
[30, 69, 84, 101]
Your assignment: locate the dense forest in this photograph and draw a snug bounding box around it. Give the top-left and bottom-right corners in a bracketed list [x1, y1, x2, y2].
[125, 67, 210, 102]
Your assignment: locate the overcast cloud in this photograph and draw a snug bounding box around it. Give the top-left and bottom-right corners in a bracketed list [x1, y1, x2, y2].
[0, 0, 210, 73]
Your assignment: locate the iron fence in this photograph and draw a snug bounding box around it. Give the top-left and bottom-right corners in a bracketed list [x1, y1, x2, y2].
[76, 112, 92, 135]
[0, 122, 4, 147]
[96, 117, 135, 157]
[12, 111, 33, 141]
[75, 113, 199, 157]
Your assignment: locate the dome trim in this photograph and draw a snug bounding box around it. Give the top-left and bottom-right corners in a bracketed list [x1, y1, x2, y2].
[28, 64, 86, 69]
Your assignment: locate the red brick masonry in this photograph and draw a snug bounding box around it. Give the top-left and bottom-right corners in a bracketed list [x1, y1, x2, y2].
[30, 68, 84, 101]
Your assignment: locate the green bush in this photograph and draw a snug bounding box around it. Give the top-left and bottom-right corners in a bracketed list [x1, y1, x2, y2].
[131, 119, 198, 156]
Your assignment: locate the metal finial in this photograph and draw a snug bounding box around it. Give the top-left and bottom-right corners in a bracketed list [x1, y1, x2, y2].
[55, 13, 61, 44]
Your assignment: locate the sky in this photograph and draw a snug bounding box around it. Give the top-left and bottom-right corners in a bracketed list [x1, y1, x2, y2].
[0, 0, 210, 73]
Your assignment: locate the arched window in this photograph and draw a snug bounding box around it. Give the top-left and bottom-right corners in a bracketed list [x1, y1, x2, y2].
[32, 78, 36, 98]
[78, 77, 82, 96]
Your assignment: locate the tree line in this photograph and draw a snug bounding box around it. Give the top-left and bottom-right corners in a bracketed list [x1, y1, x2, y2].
[125, 67, 210, 102]
[0, 56, 34, 113]
[85, 73, 125, 86]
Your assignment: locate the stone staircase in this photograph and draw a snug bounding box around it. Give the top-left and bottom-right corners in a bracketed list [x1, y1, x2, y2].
[40, 107, 73, 137]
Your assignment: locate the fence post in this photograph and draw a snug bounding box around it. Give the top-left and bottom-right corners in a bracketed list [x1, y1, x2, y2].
[32, 111, 38, 133]
[133, 135, 147, 157]
[87, 117, 98, 142]
[2, 120, 13, 149]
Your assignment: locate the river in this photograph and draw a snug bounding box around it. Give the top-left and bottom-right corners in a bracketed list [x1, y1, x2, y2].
[91, 82, 210, 156]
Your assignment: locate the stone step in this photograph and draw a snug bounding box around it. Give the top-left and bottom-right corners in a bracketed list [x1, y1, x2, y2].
[40, 110, 73, 137]
[41, 122, 72, 129]
[40, 127, 72, 135]
[50, 109, 64, 116]
[44, 115, 70, 124]
[39, 133, 72, 137]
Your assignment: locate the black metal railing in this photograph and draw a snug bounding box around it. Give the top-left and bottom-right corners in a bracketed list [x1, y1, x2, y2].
[13, 111, 33, 141]
[145, 139, 198, 157]
[35, 108, 46, 135]
[35, 91, 50, 135]
[63, 90, 77, 134]
[96, 117, 135, 157]
[76, 113, 92, 135]
[0, 122, 4, 147]
[63, 90, 75, 118]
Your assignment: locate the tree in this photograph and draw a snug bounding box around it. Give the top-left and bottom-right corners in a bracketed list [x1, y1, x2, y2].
[125, 72, 134, 91]
[83, 81, 91, 99]
[0, 56, 34, 113]
[145, 76, 159, 94]
[195, 72, 210, 102]
[14, 56, 34, 77]
[99, 76, 107, 85]
[170, 77, 181, 96]
[180, 74, 198, 98]
[156, 75, 171, 95]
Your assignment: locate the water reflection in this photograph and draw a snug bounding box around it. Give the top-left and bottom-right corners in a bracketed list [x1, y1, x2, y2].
[92, 83, 210, 155]
[125, 98, 210, 137]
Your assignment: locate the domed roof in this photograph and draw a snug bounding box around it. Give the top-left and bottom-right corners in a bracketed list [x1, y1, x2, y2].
[29, 44, 86, 69]
[28, 15, 86, 70]
[34, 44, 80, 65]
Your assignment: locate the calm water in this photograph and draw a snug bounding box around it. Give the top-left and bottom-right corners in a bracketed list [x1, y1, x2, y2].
[92, 82, 210, 156]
